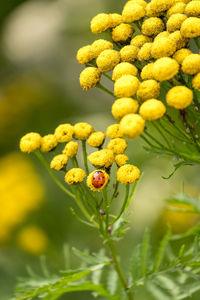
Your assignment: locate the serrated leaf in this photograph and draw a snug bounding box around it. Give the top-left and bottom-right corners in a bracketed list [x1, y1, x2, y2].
[107, 269, 118, 295]
[155, 275, 180, 298]
[153, 227, 171, 273]
[147, 281, 172, 300]
[178, 281, 200, 299]
[140, 228, 151, 277]
[130, 244, 142, 282]
[72, 247, 109, 265]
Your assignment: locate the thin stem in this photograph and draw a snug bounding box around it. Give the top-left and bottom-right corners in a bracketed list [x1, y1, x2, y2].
[110, 181, 119, 205]
[103, 72, 113, 81]
[111, 184, 130, 225]
[81, 140, 89, 175]
[96, 83, 115, 97]
[102, 188, 109, 228]
[71, 156, 79, 168]
[158, 119, 189, 144]
[152, 121, 171, 149]
[34, 150, 75, 200]
[143, 131, 164, 148]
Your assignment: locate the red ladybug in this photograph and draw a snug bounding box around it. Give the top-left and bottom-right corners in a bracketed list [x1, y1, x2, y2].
[92, 171, 105, 189]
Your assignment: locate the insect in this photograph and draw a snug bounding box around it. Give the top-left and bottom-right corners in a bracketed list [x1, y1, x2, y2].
[92, 171, 105, 188]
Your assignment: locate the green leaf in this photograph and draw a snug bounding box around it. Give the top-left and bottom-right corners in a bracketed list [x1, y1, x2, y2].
[140, 228, 151, 277]
[162, 161, 193, 180]
[165, 193, 200, 213]
[107, 269, 118, 295]
[147, 282, 172, 300]
[153, 227, 171, 273]
[130, 244, 142, 282]
[171, 224, 200, 240]
[72, 247, 109, 265]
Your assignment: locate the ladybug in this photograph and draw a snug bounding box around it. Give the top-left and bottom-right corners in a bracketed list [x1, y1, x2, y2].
[92, 171, 106, 189]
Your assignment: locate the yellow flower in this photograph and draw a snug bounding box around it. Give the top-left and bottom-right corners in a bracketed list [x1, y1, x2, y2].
[40, 134, 58, 153]
[166, 86, 193, 109]
[154, 31, 170, 40]
[117, 164, 140, 184]
[109, 13, 123, 27]
[142, 17, 164, 36]
[112, 62, 138, 81]
[169, 30, 188, 50]
[182, 54, 200, 75]
[181, 17, 200, 38]
[137, 43, 153, 61]
[87, 169, 109, 192]
[112, 23, 134, 42]
[166, 2, 186, 18]
[173, 48, 192, 64]
[65, 168, 86, 184]
[87, 131, 105, 148]
[17, 226, 48, 255]
[151, 37, 176, 59]
[152, 57, 179, 81]
[120, 45, 139, 62]
[141, 63, 155, 80]
[90, 13, 110, 34]
[73, 122, 94, 140]
[20, 132, 41, 153]
[79, 67, 101, 90]
[54, 123, 74, 143]
[96, 49, 121, 72]
[146, 2, 162, 17]
[124, 0, 147, 9]
[192, 72, 200, 90]
[107, 138, 127, 154]
[122, 2, 145, 22]
[131, 34, 152, 47]
[112, 98, 139, 120]
[167, 13, 187, 32]
[62, 141, 79, 158]
[120, 113, 145, 138]
[91, 39, 113, 58]
[88, 149, 114, 168]
[139, 99, 166, 120]
[150, 0, 175, 13]
[114, 75, 140, 98]
[106, 124, 123, 138]
[185, 1, 200, 17]
[137, 80, 160, 102]
[115, 154, 129, 167]
[50, 154, 68, 171]
[76, 45, 94, 64]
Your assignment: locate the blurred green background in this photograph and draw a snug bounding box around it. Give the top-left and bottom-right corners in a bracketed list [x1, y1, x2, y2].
[0, 0, 199, 299]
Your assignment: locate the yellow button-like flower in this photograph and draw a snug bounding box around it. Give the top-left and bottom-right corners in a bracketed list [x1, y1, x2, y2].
[20, 132, 41, 153]
[122, 2, 145, 22]
[41, 134, 58, 153]
[76, 45, 94, 64]
[154, 31, 170, 40]
[182, 54, 200, 75]
[112, 23, 134, 42]
[88, 149, 114, 168]
[131, 34, 152, 47]
[115, 154, 129, 167]
[166, 86, 193, 109]
[146, 2, 162, 17]
[167, 2, 186, 18]
[181, 17, 200, 38]
[107, 138, 127, 154]
[142, 17, 164, 36]
[137, 80, 160, 102]
[92, 39, 113, 58]
[120, 113, 145, 138]
[112, 62, 138, 81]
[169, 30, 188, 50]
[109, 13, 123, 27]
[137, 43, 153, 61]
[152, 57, 179, 81]
[192, 72, 200, 90]
[114, 75, 140, 98]
[79, 67, 101, 90]
[120, 45, 139, 62]
[106, 124, 123, 139]
[87, 131, 105, 148]
[139, 99, 166, 120]
[173, 48, 192, 64]
[96, 49, 121, 72]
[54, 124, 74, 143]
[50, 154, 68, 171]
[167, 13, 187, 32]
[117, 164, 140, 184]
[141, 63, 155, 80]
[73, 122, 94, 140]
[112, 98, 139, 120]
[65, 168, 86, 184]
[150, 0, 175, 13]
[87, 169, 109, 192]
[62, 141, 79, 158]
[151, 37, 176, 59]
[90, 13, 110, 34]
[124, 0, 147, 9]
[185, 1, 200, 17]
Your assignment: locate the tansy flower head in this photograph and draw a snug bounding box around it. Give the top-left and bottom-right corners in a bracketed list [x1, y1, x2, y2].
[166, 86, 193, 109]
[91, 39, 113, 58]
[151, 37, 176, 58]
[73, 122, 94, 140]
[173, 48, 192, 64]
[76, 45, 95, 64]
[131, 34, 152, 47]
[142, 17, 164, 36]
[137, 42, 153, 61]
[107, 138, 127, 154]
[88, 149, 114, 168]
[154, 31, 170, 40]
[109, 13, 123, 27]
[50, 154, 68, 171]
[141, 63, 155, 80]
[87, 169, 109, 192]
[65, 168, 86, 184]
[182, 54, 200, 75]
[106, 124, 123, 139]
[62, 141, 79, 158]
[54, 123, 74, 143]
[40, 134, 58, 153]
[167, 2, 186, 18]
[96, 49, 121, 72]
[20, 132, 41, 153]
[79, 67, 101, 90]
[112, 98, 139, 121]
[112, 62, 138, 81]
[167, 13, 187, 32]
[120, 45, 139, 62]
[146, 2, 162, 17]
[192, 73, 200, 90]
[114, 75, 140, 98]
[139, 99, 166, 120]
[169, 30, 188, 50]
[181, 17, 200, 38]
[112, 23, 134, 42]
[137, 80, 160, 102]
[122, 2, 145, 23]
[90, 13, 110, 34]
[120, 113, 145, 139]
[117, 164, 140, 184]
[115, 154, 129, 167]
[152, 57, 179, 81]
[87, 131, 105, 148]
[125, 0, 147, 9]
[150, 0, 175, 13]
[184, 1, 200, 17]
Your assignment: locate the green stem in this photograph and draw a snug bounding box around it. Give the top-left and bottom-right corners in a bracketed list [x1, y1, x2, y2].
[81, 140, 89, 175]
[96, 83, 115, 97]
[111, 184, 130, 225]
[152, 121, 171, 149]
[102, 188, 109, 228]
[34, 150, 75, 200]
[103, 72, 113, 81]
[143, 131, 164, 148]
[110, 181, 119, 205]
[71, 156, 79, 168]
